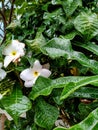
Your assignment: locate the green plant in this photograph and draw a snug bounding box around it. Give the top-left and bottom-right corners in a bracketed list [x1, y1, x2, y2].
[0, 0, 98, 129]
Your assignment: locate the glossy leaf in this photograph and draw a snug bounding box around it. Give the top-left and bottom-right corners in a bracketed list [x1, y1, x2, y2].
[29, 76, 85, 100]
[42, 38, 72, 59]
[0, 78, 15, 96]
[74, 42, 98, 56]
[0, 85, 32, 124]
[29, 76, 52, 100]
[53, 107, 98, 130]
[29, 75, 98, 101]
[62, 0, 82, 16]
[42, 38, 98, 73]
[54, 127, 66, 130]
[71, 86, 98, 99]
[71, 51, 98, 74]
[52, 0, 82, 16]
[1, 0, 98, 129]
[74, 11, 98, 40]
[43, 8, 65, 25]
[64, 31, 79, 40]
[6, 21, 21, 29]
[34, 98, 59, 130]
[26, 29, 46, 53]
[61, 75, 98, 100]
[78, 101, 98, 120]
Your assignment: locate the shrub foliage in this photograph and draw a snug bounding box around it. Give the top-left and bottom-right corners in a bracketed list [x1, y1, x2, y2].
[0, 0, 98, 129]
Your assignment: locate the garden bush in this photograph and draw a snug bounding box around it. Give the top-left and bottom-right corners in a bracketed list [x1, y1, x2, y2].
[0, 0, 98, 130]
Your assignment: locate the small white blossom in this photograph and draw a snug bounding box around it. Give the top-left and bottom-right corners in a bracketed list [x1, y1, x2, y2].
[0, 62, 6, 81]
[2, 40, 25, 68]
[0, 108, 26, 121]
[20, 60, 51, 87]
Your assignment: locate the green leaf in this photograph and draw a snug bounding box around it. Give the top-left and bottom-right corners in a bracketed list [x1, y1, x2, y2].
[29, 76, 52, 100]
[6, 21, 21, 30]
[62, 0, 82, 16]
[51, 0, 61, 5]
[64, 31, 79, 40]
[78, 101, 98, 120]
[0, 85, 32, 124]
[71, 51, 98, 74]
[54, 107, 98, 130]
[52, 89, 63, 105]
[0, 44, 7, 60]
[34, 98, 59, 130]
[34, 33, 46, 47]
[0, 78, 15, 96]
[42, 37, 98, 74]
[29, 75, 98, 101]
[29, 76, 87, 100]
[74, 11, 98, 40]
[61, 75, 98, 100]
[43, 8, 65, 25]
[74, 42, 98, 56]
[42, 38, 72, 59]
[25, 29, 46, 53]
[71, 86, 98, 99]
[54, 127, 66, 130]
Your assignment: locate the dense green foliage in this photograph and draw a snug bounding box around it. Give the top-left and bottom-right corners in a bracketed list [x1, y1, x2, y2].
[0, 0, 98, 129]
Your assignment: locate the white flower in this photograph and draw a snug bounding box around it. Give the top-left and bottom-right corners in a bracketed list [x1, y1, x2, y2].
[0, 108, 26, 121]
[2, 40, 25, 68]
[0, 62, 6, 81]
[20, 60, 51, 87]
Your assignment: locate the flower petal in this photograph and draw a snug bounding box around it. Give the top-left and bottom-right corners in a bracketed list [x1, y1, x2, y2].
[4, 56, 14, 68]
[19, 50, 25, 56]
[12, 40, 25, 49]
[0, 69, 6, 81]
[40, 69, 51, 78]
[3, 110, 13, 121]
[20, 112, 26, 118]
[12, 40, 25, 56]
[2, 43, 14, 56]
[24, 80, 35, 87]
[20, 68, 34, 81]
[0, 108, 13, 121]
[12, 40, 25, 55]
[18, 42, 25, 49]
[32, 60, 42, 72]
[2, 40, 25, 57]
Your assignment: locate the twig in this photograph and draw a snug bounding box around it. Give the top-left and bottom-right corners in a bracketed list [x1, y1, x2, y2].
[8, 0, 15, 24]
[15, 71, 24, 88]
[1, 0, 7, 28]
[0, 33, 4, 38]
[0, 10, 7, 28]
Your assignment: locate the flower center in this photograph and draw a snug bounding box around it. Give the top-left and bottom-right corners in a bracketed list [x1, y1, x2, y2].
[11, 51, 17, 56]
[33, 71, 39, 77]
